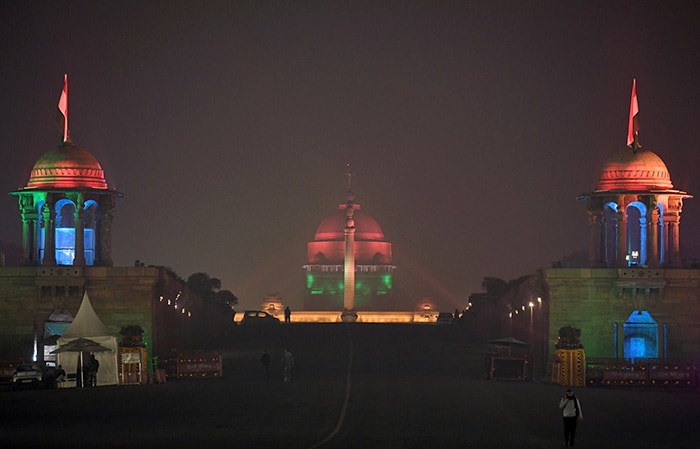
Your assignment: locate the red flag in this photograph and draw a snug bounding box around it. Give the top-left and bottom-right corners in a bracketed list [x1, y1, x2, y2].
[58, 74, 68, 143]
[627, 78, 639, 151]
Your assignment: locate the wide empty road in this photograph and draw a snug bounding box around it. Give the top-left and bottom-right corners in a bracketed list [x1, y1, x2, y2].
[1, 323, 698, 448]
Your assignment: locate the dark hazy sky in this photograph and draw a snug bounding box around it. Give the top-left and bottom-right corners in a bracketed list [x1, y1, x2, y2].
[2, 1, 700, 311]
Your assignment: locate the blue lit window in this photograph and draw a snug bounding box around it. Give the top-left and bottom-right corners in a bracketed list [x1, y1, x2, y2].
[55, 199, 76, 265]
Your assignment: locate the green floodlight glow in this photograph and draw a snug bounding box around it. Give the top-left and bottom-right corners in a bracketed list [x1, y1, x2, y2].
[306, 273, 315, 289]
[382, 273, 392, 289]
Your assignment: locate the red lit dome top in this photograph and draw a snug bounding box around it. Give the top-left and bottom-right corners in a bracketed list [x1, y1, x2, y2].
[596, 148, 673, 191]
[314, 204, 385, 241]
[25, 142, 108, 190]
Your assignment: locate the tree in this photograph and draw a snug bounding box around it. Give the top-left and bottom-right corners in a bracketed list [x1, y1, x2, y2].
[481, 277, 509, 297]
[186, 272, 220, 299]
[186, 272, 238, 309]
[216, 290, 238, 309]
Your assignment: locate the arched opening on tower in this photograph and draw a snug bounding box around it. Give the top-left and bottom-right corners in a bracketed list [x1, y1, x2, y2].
[84, 200, 98, 265]
[55, 199, 76, 265]
[626, 202, 647, 266]
[603, 202, 618, 266]
[623, 310, 658, 360]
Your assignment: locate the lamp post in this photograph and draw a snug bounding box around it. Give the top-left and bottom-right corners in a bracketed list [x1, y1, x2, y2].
[528, 301, 535, 344]
[508, 311, 513, 337]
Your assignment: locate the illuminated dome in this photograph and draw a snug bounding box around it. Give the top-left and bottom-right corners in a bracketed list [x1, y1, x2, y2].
[25, 142, 108, 189]
[596, 148, 673, 191]
[314, 204, 385, 241]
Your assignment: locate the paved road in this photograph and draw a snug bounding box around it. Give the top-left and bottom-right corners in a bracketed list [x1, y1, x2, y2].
[1, 323, 698, 448]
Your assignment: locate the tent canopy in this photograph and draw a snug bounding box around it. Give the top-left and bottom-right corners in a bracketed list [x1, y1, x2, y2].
[56, 292, 119, 386]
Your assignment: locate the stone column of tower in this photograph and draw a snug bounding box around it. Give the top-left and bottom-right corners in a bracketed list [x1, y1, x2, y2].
[341, 165, 358, 322]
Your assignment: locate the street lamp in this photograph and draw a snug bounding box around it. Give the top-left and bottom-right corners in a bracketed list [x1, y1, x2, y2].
[508, 311, 513, 337]
[528, 301, 535, 342]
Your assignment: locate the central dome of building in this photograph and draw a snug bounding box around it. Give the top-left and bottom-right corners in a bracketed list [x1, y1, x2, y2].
[25, 142, 108, 190]
[596, 148, 673, 191]
[314, 204, 385, 241]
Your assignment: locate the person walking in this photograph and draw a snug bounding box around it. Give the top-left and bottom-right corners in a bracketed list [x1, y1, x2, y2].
[282, 348, 294, 382]
[284, 306, 291, 323]
[559, 388, 583, 447]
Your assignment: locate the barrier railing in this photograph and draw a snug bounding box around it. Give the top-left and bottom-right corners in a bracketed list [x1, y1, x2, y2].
[586, 358, 697, 387]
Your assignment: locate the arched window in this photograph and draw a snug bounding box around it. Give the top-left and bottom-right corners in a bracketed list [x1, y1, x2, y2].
[55, 199, 76, 265]
[626, 201, 647, 266]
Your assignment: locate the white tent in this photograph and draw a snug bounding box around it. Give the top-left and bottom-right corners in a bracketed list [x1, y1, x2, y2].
[57, 292, 119, 386]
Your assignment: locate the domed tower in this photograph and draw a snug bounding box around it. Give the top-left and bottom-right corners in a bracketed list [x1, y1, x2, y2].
[303, 168, 396, 311]
[579, 81, 691, 268]
[10, 77, 121, 267]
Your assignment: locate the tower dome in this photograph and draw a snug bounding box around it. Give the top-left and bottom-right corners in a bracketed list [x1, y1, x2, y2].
[596, 148, 673, 191]
[314, 204, 385, 241]
[25, 141, 108, 190]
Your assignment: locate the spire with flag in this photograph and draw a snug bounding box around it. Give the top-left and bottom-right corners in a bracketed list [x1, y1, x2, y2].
[627, 78, 640, 152]
[58, 74, 69, 145]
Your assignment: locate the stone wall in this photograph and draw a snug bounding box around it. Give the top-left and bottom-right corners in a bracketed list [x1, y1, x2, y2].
[0, 266, 185, 362]
[545, 267, 700, 360]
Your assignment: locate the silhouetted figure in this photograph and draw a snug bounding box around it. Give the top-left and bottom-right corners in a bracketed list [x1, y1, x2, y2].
[53, 364, 66, 388]
[559, 389, 583, 447]
[282, 348, 294, 382]
[260, 350, 271, 380]
[87, 354, 99, 387]
[284, 306, 291, 323]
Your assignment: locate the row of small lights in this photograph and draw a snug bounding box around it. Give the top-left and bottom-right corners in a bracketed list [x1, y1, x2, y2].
[508, 296, 542, 319]
[158, 291, 192, 318]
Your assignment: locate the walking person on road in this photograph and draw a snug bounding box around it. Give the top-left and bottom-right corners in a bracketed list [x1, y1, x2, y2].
[559, 389, 583, 447]
[282, 348, 294, 382]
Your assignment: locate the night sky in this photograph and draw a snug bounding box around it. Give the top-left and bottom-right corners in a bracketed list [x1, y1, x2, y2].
[2, 1, 700, 311]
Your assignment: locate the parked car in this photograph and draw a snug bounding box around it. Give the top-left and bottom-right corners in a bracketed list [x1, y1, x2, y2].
[11, 363, 45, 389]
[241, 310, 280, 324]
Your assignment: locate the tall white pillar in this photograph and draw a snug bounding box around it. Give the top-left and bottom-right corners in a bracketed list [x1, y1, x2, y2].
[342, 202, 357, 322]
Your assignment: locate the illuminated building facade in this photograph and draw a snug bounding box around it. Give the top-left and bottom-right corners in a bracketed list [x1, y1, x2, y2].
[303, 175, 396, 312]
[545, 85, 699, 361]
[0, 85, 215, 363]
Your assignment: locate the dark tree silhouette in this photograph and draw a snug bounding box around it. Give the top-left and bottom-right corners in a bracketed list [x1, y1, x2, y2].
[216, 290, 238, 308]
[186, 272, 237, 308]
[481, 277, 509, 297]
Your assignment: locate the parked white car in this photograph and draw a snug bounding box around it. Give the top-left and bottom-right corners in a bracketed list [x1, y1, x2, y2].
[12, 363, 44, 389]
